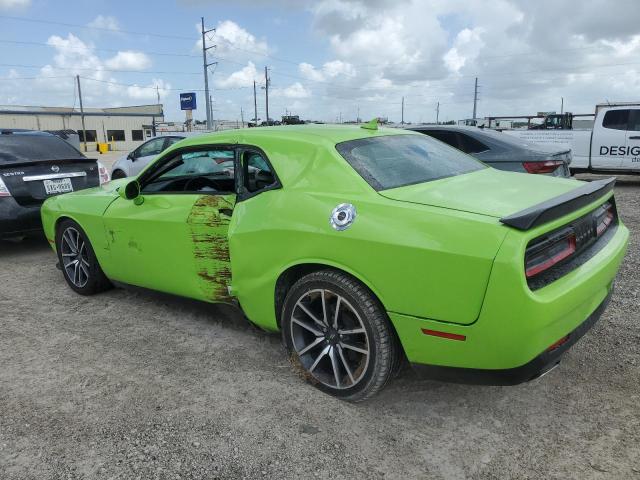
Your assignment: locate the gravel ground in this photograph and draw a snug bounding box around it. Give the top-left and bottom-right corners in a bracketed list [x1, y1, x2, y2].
[1, 175, 639, 480]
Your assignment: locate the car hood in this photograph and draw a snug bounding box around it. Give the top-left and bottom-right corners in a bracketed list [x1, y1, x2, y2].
[379, 168, 582, 218]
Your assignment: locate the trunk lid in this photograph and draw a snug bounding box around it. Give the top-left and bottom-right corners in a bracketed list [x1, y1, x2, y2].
[379, 168, 582, 218]
[1, 158, 100, 207]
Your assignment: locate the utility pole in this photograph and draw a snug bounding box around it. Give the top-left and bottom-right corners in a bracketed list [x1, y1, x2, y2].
[436, 101, 440, 124]
[201, 17, 216, 129]
[76, 75, 87, 152]
[209, 95, 213, 128]
[240, 107, 244, 127]
[357, 105, 360, 123]
[253, 80, 258, 123]
[264, 66, 270, 125]
[472, 77, 478, 120]
[156, 85, 160, 104]
[561, 97, 564, 114]
[401, 96, 405, 124]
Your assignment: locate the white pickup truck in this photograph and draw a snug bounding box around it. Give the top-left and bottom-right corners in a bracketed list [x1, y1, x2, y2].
[502, 102, 640, 174]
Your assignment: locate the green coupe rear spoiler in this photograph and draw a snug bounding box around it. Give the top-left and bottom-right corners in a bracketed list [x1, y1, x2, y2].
[500, 177, 616, 231]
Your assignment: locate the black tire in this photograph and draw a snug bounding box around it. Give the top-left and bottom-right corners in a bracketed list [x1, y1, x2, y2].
[281, 270, 401, 402]
[55, 219, 112, 295]
[111, 169, 127, 180]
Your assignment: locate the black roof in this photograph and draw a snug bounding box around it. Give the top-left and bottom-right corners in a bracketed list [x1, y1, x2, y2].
[0, 129, 86, 164]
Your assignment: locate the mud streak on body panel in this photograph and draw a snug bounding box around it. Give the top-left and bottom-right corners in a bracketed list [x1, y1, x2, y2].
[187, 194, 235, 301]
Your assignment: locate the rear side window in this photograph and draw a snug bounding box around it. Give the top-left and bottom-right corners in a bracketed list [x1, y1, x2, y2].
[457, 133, 489, 154]
[166, 137, 185, 147]
[422, 130, 459, 149]
[242, 150, 277, 193]
[627, 110, 640, 132]
[137, 138, 165, 157]
[336, 134, 485, 191]
[602, 110, 629, 130]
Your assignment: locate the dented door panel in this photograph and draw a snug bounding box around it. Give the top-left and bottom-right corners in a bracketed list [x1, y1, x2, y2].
[187, 194, 235, 301]
[102, 193, 235, 302]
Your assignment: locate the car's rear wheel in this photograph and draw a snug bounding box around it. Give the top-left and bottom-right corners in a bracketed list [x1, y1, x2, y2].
[282, 270, 400, 402]
[56, 219, 112, 295]
[111, 169, 127, 180]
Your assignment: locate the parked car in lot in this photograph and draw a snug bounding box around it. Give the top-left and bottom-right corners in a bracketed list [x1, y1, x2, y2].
[111, 133, 200, 179]
[502, 102, 640, 175]
[41, 124, 628, 401]
[0, 129, 108, 239]
[409, 125, 572, 177]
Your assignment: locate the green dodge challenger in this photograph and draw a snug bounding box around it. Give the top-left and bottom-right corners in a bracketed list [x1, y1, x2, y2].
[41, 124, 628, 401]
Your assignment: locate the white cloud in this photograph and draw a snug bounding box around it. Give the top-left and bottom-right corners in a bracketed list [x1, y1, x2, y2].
[0, 0, 29, 9]
[194, 19, 269, 59]
[105, 51, 152, 71]
[271, 82, 311, 99]
[124, 79, 172, 101]
[0, 33, 170, 108]
[87, 15, 120, 32]
[215, 61, 258, 88]
[299, 60, 356, 82]
[443, 28, 485, 73]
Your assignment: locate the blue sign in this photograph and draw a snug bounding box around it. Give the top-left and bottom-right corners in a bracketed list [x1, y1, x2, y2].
[180, 92, 197, 110]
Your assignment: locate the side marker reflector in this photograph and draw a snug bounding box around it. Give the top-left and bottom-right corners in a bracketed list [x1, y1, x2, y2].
[421, 329, 466, 341]
[546, 335, 570, 352]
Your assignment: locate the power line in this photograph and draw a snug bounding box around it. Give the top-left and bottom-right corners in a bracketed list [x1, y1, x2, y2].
[0, 15, 196, 40]
[0, 62, 201, 75]
[1, 14, 634, 77]
[78, 76, 251, 92]
[0, 39, 201, 59]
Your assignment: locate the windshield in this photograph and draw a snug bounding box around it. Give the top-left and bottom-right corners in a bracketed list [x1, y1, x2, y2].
[335, 134, 485, 191]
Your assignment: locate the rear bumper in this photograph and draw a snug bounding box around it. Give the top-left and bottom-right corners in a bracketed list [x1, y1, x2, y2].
[389, 212, 628, 372]
[410, 287, 612, 385]
[0, 196, 42, 238]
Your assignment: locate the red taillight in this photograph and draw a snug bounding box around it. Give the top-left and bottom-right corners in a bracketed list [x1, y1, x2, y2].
[97, 161, 110, 185]
[525, 233, 576, 278]
[596, 205, 614, 236]
[0, 177, 11, 197]
[523, 160, 564, 174]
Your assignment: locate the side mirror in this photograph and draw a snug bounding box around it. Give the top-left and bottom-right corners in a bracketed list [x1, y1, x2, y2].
[120, 180, 141, 201]
[127, 152, 135, 161]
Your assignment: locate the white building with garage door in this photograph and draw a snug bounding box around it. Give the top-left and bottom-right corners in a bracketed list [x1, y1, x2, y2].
[0, 104, 164, 152]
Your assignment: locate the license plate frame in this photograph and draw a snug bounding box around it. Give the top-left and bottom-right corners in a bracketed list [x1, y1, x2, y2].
[43, 177, 74, 195]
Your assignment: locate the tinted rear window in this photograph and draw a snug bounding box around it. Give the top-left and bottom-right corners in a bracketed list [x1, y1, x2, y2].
[602, 109, 629, 130]
[0, 133, 86, 163]
[335, 134, 485, 191]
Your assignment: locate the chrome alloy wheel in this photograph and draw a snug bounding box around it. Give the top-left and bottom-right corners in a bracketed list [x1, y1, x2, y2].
[290, 289, 370, 389]
[60, 227, 90, 288]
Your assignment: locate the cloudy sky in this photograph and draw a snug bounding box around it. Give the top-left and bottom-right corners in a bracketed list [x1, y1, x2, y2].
[0, 0, 639, 123]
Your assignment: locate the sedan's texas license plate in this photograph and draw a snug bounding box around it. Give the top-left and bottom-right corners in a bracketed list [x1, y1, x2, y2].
[43, 178, 73, 195]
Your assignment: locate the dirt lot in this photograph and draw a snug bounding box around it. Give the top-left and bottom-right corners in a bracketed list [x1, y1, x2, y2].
[1, 175, 639, 480]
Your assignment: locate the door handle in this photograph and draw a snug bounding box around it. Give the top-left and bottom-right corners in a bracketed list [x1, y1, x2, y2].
[218, 208, 233, 217]
[629, 136, 640, 140]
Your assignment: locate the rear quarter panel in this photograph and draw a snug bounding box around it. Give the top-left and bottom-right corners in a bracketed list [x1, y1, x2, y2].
[228, 137, 507, 331]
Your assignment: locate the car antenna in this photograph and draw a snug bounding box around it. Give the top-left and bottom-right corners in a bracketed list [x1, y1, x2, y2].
[360, 118, 378, 131]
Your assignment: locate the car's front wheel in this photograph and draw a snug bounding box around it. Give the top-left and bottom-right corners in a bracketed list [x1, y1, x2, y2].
[56, 219, 112, 295]
[111, 169, 127, 180]
[282, 270, 401, 402]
